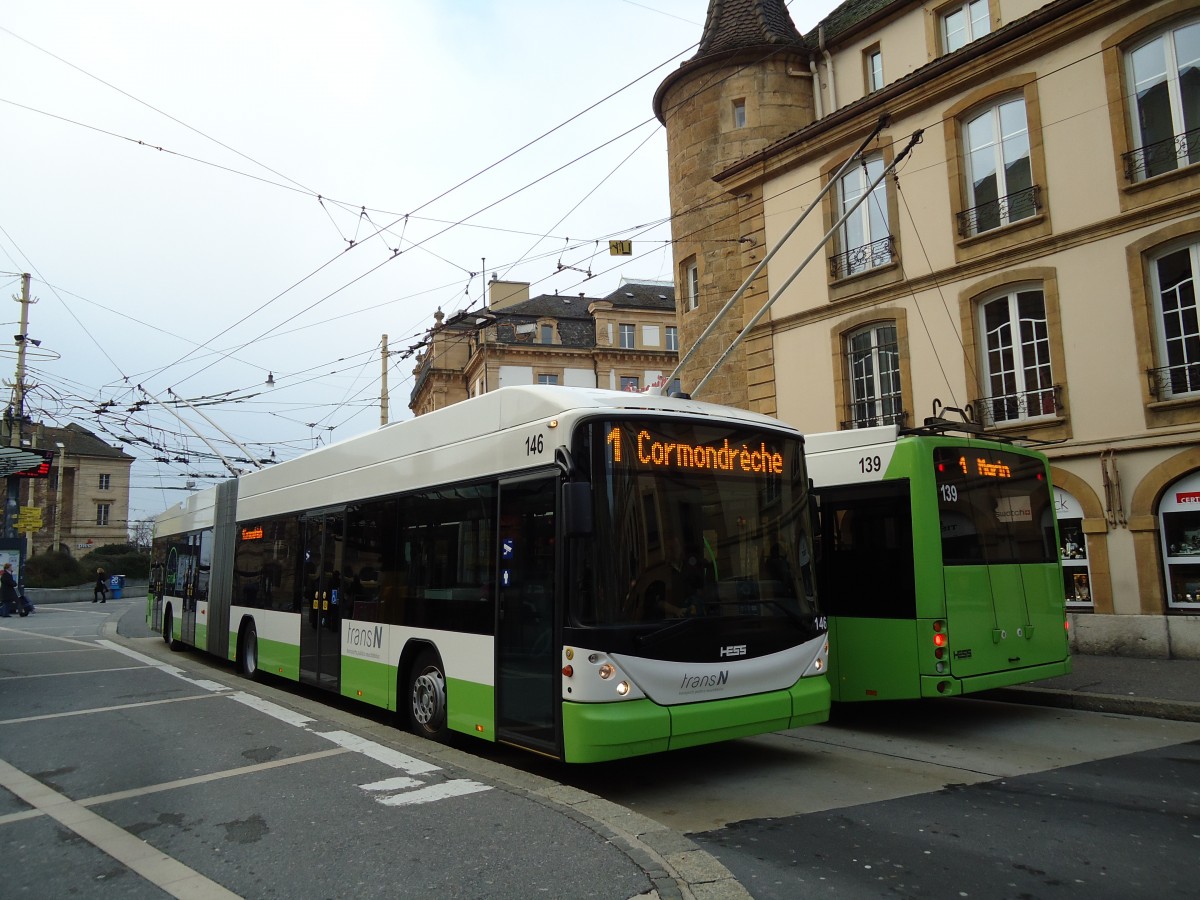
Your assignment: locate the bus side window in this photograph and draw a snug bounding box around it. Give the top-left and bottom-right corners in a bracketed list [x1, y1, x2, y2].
[816, 483, 916, 619]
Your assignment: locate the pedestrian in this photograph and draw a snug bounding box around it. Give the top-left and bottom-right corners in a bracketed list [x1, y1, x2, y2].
[0, 562, 17, 617]
[93, 567, 108, 603]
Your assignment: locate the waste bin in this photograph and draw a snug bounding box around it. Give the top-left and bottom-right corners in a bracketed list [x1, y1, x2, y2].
[109, 575, 125, 599]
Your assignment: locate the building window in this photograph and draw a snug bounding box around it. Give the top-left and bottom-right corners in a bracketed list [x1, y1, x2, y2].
[941, 0, 990, 54]
[1160, 471, 1200, 609]
[846, 323, 903, 428]
[977, 288, 1056, 425]
[642, 324, 660, 348]
[732, 99, 746, 129]
[620, 375, 640, 392]
[1044, 488, 1092, 608]
[619, 323, 636, 349]
[666, 326, 679, 351]
[98, 473, 110, 490]
[865, 48, 883, 93]
[1125, 19, 1200, 182]
[540, 323, 554, 344]
[960, 97, 1037, 237]
[1149, 243, 1200, 398]
[97, 503, 111, 527]
[537, 373, 558, 386]
[685, 260, 699, 311]
[832, 152, 892, 278]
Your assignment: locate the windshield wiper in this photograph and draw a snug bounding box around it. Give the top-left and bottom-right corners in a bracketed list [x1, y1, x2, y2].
[635, 616, 702, 649]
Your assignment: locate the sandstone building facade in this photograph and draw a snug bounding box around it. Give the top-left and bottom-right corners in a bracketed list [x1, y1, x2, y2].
[657, 0, 1200, 656]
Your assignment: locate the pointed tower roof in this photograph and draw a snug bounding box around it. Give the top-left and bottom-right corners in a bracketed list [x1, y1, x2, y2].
[654, 0, 808, 123]
[695, 0, 805, 58]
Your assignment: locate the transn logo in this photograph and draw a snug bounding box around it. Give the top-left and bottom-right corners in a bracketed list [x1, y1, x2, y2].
[719, 644, 747, 657]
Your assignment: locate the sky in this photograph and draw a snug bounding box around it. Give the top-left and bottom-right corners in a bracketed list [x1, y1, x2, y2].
[0, 0, 835, 528]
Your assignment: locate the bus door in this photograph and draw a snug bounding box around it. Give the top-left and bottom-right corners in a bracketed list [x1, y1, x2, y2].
[179, 538, 199, 646]
[495, 473, 558, 755]
[299, 511, 344, 691]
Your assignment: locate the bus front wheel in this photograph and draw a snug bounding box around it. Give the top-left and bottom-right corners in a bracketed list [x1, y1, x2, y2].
[238, 622, 259, 679]
[408, 650, 448, 741]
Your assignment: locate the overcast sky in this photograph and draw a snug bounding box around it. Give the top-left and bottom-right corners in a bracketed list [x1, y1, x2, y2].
[0, 0, 834, 525]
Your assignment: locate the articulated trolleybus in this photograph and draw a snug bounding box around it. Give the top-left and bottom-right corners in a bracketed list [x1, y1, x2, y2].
[805, 419, 1071, 702]
[149, 386, 829, 762]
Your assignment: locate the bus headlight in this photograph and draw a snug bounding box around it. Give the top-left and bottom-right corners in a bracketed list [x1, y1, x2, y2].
[616, 681, 630, 696]
[598, 663, 615, 680]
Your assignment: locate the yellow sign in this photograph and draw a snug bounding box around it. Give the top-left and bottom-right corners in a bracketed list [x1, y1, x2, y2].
[608, 240, 632, 256]
[16, 507, 42, 530]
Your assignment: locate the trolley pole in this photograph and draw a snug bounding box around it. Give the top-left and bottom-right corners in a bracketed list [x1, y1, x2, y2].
[381, 334, 389, 426]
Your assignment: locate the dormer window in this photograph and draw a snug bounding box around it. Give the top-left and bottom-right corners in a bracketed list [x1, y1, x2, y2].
[540, 322, 554, 344]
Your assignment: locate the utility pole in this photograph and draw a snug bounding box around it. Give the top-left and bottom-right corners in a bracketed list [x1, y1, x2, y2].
[380, 334, 389, 426]
[4, 274, 32, 539]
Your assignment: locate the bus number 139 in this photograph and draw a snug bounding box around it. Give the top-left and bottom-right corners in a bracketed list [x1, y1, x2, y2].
[939, 483, 958, 503]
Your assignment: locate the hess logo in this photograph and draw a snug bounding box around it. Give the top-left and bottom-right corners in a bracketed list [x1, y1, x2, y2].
[719, 644, 747, 658]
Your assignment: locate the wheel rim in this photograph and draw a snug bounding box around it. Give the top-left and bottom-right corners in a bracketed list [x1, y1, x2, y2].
[411, 665, 446, 734]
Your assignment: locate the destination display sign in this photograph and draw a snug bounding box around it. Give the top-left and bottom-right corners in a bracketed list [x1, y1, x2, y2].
[605, 424, 784, 476]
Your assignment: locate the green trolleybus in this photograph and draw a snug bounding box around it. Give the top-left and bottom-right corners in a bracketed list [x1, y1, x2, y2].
[805, 422, 1070, 702]
[148, 386, 830, 762]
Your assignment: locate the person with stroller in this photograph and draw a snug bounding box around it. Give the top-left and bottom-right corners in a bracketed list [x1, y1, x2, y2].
[93, 567, 108, 603]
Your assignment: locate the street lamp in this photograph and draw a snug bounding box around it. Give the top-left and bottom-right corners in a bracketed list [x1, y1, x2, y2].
[52, 442, 65, 554]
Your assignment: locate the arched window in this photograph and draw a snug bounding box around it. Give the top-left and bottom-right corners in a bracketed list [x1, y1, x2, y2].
[1159, 470, 1200, 609]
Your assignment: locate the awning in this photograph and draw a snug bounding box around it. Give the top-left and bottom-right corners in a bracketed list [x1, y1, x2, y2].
[0, 446, 54, 477]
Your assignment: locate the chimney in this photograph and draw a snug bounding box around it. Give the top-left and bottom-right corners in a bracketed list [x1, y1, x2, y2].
[488, 279, 529, 311]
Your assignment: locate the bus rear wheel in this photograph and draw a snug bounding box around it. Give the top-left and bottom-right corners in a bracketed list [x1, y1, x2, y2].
[238, 622, 259, 679]
[408, 650, 448, 741]
[162, 607, 180, 650]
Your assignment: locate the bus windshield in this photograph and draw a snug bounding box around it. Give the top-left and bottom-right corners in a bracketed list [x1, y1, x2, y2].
[571, 418, 818, 628]
[933, 445, 1057, 565]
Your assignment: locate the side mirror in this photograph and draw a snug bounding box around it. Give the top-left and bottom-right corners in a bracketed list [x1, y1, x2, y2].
[562, 482, 593, 537]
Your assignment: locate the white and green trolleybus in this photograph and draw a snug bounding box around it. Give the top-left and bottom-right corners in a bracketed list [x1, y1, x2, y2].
[148, 386, 830, 762]
[805, 419, 1071, 702]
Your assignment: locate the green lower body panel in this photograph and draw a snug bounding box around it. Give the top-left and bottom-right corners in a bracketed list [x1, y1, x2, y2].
[562, 676, 830, 763]
[828, 617, 921, 702]
[562, 699, 671, 763]
[195, 624, 208, 652]
[446, 677, 495, 741]
[255, 637, 300, 681]
[340, 655, 392, 710]
[920, 656, 1072, 697]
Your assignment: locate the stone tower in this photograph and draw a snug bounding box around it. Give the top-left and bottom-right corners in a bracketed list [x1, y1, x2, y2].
[653, 0, 814, 412]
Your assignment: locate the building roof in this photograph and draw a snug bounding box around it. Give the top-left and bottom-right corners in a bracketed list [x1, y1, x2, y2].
[602, 280, 676, 310]
[39, 423, 136, 461]
[808, 0, 904, 45]
[695, 0, 806, 57]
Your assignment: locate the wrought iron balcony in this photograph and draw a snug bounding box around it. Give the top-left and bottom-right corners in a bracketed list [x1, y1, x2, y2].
[971, 384, 1061, 427]
[956, 185, 1041, 238]
[840, 406, 906, 431]
[1148, 363, 1200, 400]
[1123, 127, 1200, 182]
[829, 235, 896, 280]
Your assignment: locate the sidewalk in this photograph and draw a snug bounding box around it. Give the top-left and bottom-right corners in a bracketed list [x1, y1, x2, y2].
[984, 653, 1200, 723]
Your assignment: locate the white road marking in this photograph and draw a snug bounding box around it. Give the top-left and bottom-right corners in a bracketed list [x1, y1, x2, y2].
[0, 756, 241, 900]
[315, 730, 440, 775]
[360, 776, 422, 792]
[376, 779, 492, 806]
[228, 691, 314, 727]
[0, 693, 216, 726]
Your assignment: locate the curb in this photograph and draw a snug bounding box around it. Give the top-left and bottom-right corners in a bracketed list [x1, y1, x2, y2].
[982, 685, 1200, 723]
